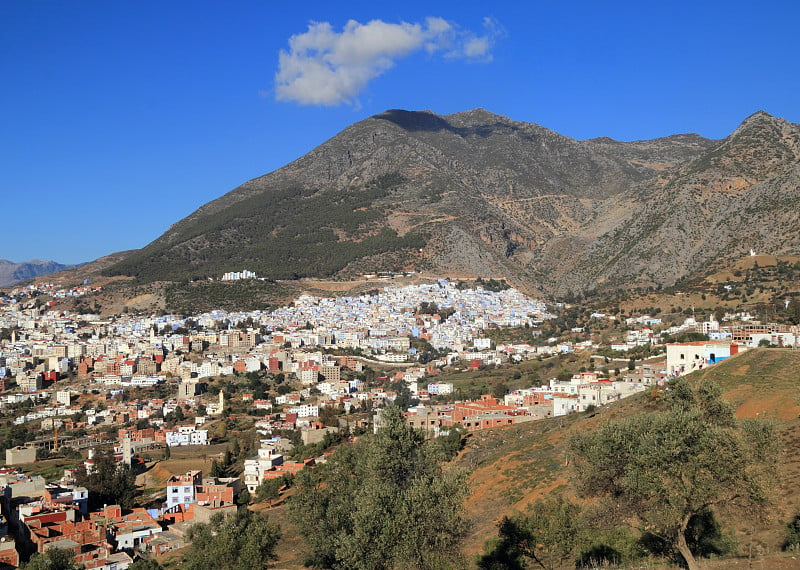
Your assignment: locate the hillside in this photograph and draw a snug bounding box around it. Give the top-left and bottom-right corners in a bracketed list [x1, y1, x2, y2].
[249, 349, 800, 568]
[103, 109, 800, 298]
[456, 348, 800, 565]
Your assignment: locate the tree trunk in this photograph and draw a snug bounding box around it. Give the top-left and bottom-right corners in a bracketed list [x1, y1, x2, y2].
[676, 524, 700, 570]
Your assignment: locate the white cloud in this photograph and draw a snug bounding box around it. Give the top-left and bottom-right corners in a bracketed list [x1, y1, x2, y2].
[274, 17, 503, 106]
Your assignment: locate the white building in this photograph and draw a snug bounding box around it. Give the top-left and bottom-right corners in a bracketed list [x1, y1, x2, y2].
[243, 441, 284, 493]
[221, 269, 257, 281]
[166, 471, 202, 509]
[665, 341, 739, 377]
[55, 390, 71, 406]
[288, 404, 319, 418]
[164, 426, 209, 447]
[298, 369, 319, 385]
[427, 382, 453, 395]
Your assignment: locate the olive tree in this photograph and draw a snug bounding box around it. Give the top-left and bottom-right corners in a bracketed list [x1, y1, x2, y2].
[290, 405, 469, 569]
[21, 548, 80, 570]
[182, 509, 280, 569]
[568, 379, 778, 570]
[479, 495, 582, 570]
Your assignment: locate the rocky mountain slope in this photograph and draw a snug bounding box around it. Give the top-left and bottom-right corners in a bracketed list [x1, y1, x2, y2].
[0, 259, 74, 287]
[107, 109, 800, 297]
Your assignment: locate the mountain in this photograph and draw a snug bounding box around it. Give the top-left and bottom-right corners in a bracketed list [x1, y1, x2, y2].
[107, 109, 800, 297]
[0, 259, 75, 287]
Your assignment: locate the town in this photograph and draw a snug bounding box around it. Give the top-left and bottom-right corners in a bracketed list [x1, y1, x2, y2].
[1, 277, 798, 568]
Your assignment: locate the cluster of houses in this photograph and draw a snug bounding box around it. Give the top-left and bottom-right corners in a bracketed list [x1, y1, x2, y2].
[0, 461, 249, 569]
[403, 371, 653, 436]
[600, 312, 800, 353]
[1, 468, 134, 568]
[0, 280, 554, 410]
[3, 277, 800, 567]
[3, 280, 101, 303]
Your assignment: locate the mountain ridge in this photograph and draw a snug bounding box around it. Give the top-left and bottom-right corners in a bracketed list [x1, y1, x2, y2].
[0, 259, 76, 287]
[105, 108, 800, 298]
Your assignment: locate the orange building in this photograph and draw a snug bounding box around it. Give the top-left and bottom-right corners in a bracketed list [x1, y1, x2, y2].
[446, 395, 526, 431]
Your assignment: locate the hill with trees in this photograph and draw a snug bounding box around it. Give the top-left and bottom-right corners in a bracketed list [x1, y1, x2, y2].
[458, 348, 800, 568]
[101, 109, 800, 300]
[221, 348, 800, 569]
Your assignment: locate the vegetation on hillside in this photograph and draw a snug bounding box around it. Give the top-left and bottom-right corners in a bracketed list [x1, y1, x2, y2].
[464, 357, 787, 570]
[569, 378, 778, 570]
[164, 278, 291, 314]
[290, 405, 469, 569]
[85, 108, 799, 300]
[479, 495, 582, 570]
[74, 449, 138, 510]
[108, 173, 425, 283]
[182, 510, 281, 570]
[21, 548, 81, 570]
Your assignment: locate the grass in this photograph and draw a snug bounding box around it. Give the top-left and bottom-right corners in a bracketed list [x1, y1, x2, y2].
[13, 457, 79, 480]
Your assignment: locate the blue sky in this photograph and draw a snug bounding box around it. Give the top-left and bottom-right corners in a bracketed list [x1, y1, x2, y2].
[2, 0, 799, 265]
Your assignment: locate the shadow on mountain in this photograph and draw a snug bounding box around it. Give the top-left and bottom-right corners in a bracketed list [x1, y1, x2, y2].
[375, 109, 507, 138]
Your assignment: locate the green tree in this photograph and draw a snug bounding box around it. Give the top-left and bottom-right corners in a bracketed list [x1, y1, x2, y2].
[182, 510, 280, 569]
[785, 512, 800, 551]
[479, 495, 581, 570]
[237, 488, 251, 506]
[389, 380, 418, 411]
[492, 382, 509, 399]
[209, 459, 226, 478]
[76, 449, 137, 509]
[290, 405, 468, 569]
[21, 548, 81, 570]
[787, 297, 800, 325]
[639, 507, 734, 560]
[430, 424, 467, 462]
[319, 404, 340, 428]
[568, 379, 778, 570]
[256, 478, 282, 507]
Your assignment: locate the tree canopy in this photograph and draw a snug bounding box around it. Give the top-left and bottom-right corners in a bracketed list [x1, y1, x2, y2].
[182, 509, 280, 570]
[289, 405, 469, 569]
[21, 548, 81, 570]
[479, 495, 581, 570]
[75, 449, 137, 509]
[568, 378, 779, 570]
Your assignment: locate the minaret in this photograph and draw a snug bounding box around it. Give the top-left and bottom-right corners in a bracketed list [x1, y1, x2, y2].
[219, 390, 224, 413]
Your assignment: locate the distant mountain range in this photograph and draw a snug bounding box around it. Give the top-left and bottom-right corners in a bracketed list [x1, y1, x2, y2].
[0, 259, 75, 287]
[106, 108, 800, 297]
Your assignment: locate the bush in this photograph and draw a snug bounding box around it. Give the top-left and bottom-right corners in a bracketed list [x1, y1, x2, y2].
[784, 514, 800, 551]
